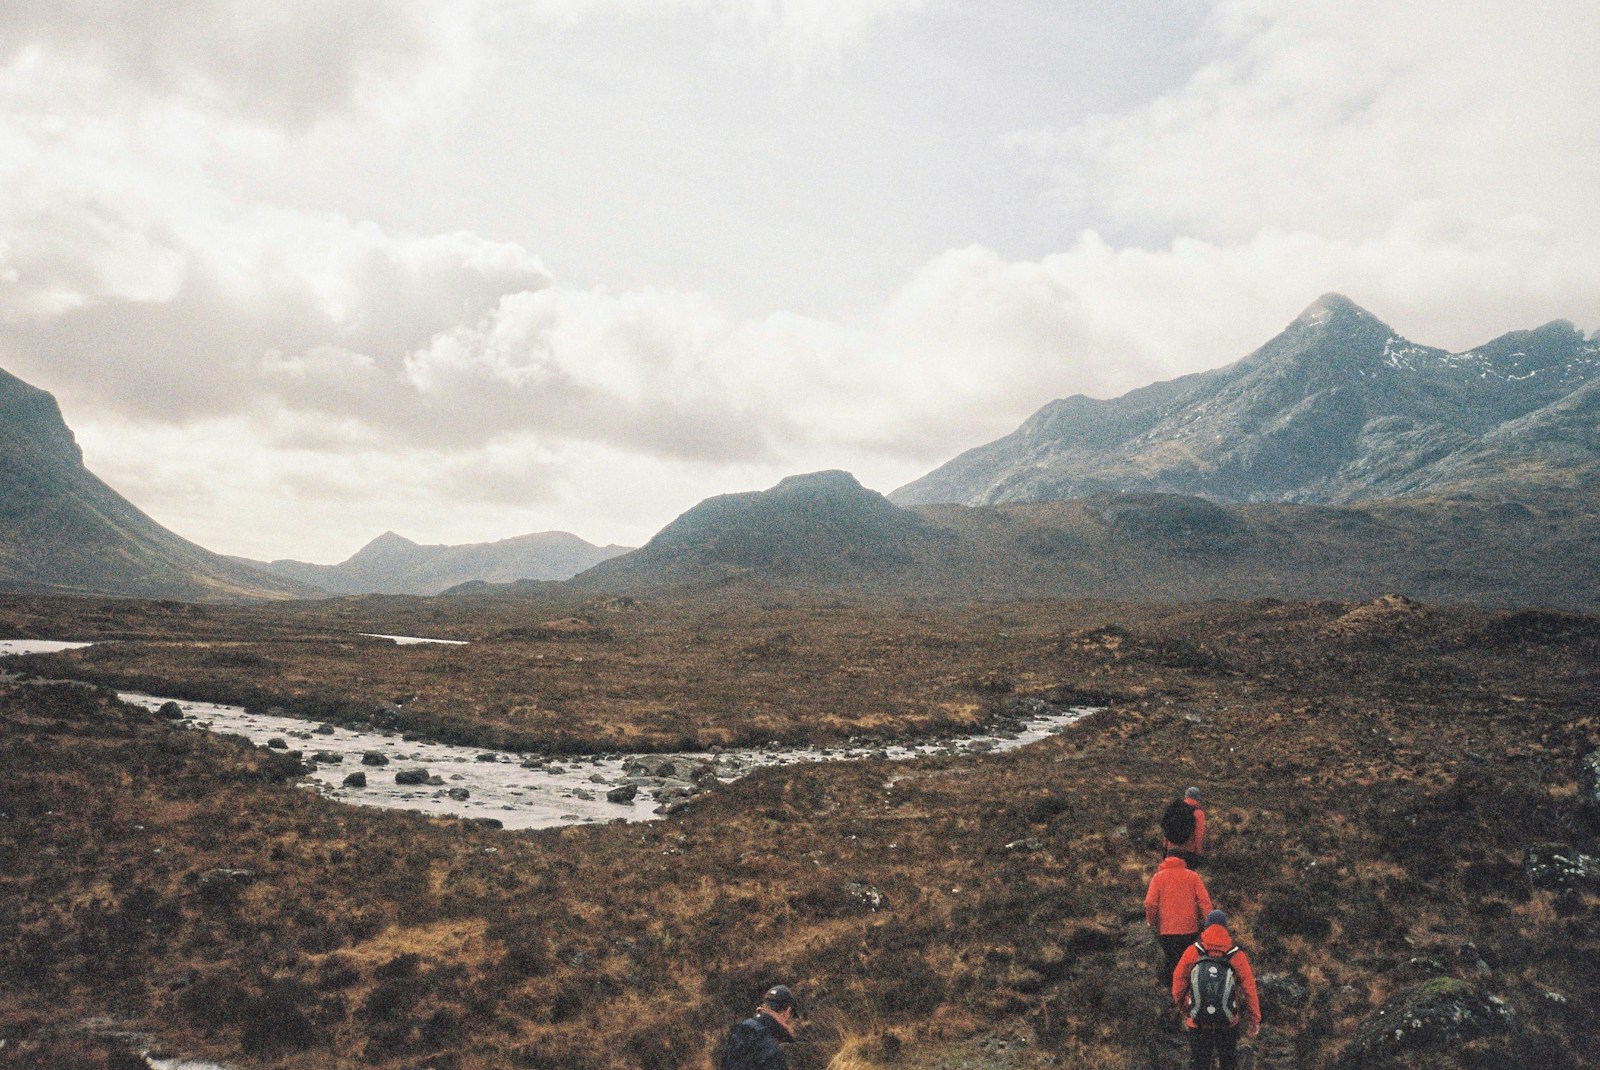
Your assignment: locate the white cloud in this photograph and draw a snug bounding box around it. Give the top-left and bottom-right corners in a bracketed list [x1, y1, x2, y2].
[4, 0, 1599, 562]
[0, 0, 471, 130]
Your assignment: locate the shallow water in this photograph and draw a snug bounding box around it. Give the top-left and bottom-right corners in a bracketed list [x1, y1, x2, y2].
[2, 635, 1096, 831]
[0, 638, 94, 656]
[118, 692, 1096, 830]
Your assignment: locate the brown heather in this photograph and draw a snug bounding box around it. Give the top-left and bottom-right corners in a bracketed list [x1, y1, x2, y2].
[1, 590, 1598, 1069]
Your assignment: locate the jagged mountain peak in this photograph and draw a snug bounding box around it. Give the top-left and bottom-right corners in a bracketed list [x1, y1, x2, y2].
[891, 297, 1600, 510]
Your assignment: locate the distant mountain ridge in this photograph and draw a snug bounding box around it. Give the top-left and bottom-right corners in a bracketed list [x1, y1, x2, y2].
[890, 294, 1600, 508]
[0, 366, 310, 601]
[249, 530, 631, 596]
[565, 468, 1600, 611]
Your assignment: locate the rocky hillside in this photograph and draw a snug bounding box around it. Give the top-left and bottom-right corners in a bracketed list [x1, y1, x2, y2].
[0, 365, 310, 601]
[891, 294, 1600, 508]
[247, 529, 631, 596]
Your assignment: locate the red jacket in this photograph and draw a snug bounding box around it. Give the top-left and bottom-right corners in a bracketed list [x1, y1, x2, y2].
[1172, 923, 1261, 1031]
[1144, 856, 1212, 935]
[1164, 798, 1205, 855]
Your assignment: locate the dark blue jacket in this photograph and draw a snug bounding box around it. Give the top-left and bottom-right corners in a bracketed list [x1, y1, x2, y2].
[718, 1011, 789, 1070]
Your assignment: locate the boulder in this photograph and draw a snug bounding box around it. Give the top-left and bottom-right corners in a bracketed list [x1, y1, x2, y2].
[1336, 978, 1510, 1067]
[342, 771, 367, 788]
[156, 701, 185, 720]
[266, 738, 289, 750]
[1524, 842, 1600, 891]
[361, 751, 390, 766]
[311, 751, 343, 764]
[447, 787, 470, 801]
[395, 768, 430, 786]
[607, 784, 638, 804]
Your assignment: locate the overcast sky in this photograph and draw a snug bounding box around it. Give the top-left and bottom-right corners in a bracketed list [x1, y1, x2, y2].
[3, 0, 1598, 562]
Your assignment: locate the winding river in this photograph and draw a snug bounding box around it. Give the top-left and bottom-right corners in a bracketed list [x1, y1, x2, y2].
[4, 637, 1097, 831]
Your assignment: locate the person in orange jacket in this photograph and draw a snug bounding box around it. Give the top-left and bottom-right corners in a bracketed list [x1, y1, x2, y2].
[1144, 852, 1212, 984]
[1172, 910, 1261, 1070]
[1164, 786, 1206, 867]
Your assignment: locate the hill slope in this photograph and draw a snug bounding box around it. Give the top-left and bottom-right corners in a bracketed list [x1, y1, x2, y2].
[246, 530, 631, 596]
[570, 469, 1600, 610]
[891, 294, 1600, 507]
[0, 366, 309, 601]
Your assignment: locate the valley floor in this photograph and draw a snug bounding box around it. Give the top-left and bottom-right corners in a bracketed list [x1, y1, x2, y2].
[1, 589, 1598, 1069]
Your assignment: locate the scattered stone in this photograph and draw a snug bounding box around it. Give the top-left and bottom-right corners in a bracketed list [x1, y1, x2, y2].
[476, 752, 500, 763]
[607, 784, 638, 804]
[361, 751, 390, 766]
[845, 882, 887, 911]
[315, 723, 336, 735]
[447, 787, 470, 801]
[1336, 978, 1510, 1067]
[425, 775, 444, 786]
[1524, 842, 1600, 891]
[395, 768, 430, 786]
[311, 751, 343, 764]
[342, 771, 367, 788]
[266, 738, 288, 750]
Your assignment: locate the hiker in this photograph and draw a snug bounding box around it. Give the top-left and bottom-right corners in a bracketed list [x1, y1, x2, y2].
[1173, 910, 1261, 1070]
[1162, 786, 1206, 867]
[1145, 851, 1213, 984]
[717, 984, 800, 1070]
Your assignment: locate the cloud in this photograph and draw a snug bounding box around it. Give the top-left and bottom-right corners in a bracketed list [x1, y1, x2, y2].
[0, 0, 468, 129]
[1026, 0, 1600, 248]
[4, 0, 1598, 562]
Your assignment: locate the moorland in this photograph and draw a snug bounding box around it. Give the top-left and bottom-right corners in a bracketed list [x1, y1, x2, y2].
[2, 587, 1599, 1070]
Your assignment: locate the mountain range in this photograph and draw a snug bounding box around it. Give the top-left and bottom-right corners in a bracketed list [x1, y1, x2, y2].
[243, 530, 630, 596]
[890, 293, 1600, 507]
[5, 294, 1599, 606]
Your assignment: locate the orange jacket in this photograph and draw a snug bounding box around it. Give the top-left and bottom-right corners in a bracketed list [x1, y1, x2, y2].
[1144, 856, 1212, 935]
[1164, 798, 1205, 855]
[1172, 924, 1261, 1031]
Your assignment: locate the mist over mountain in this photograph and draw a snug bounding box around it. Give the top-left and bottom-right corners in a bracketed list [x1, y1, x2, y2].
[890, 294, 1600, 508]
[248, 530, 631, 596]
[0, 366, 310, 601]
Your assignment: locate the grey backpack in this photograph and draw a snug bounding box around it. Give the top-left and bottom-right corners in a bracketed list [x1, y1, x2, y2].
[1186, 944, 1241, 1027]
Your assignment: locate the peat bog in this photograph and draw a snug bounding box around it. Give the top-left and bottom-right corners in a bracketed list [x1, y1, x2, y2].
[1, 589, 1598, 1069]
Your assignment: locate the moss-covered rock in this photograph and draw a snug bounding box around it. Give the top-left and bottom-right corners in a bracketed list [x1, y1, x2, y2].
[1337, 978, 1510, 1067]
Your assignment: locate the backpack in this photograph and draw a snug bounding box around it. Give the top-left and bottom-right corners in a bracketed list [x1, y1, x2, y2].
[717, 1019, 762, 1070]
[1161, 799, 1196, 844]
[1185, 944, 1241, 1028]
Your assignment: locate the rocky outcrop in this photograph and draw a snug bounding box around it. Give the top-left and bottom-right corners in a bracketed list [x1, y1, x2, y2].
[1336, 978, 1510, 1067]
[1524, 842, 1600, 891]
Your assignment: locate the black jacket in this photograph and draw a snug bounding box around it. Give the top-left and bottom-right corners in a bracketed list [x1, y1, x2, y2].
[718, 1011, 789, 1070]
